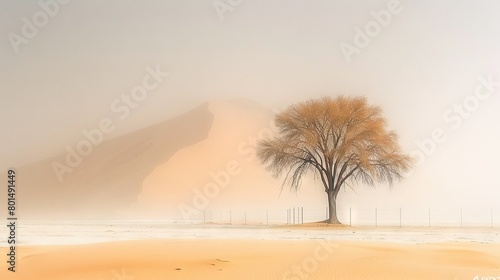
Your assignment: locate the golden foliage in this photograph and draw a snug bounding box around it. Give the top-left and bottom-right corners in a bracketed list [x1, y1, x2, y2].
[257, 96, 412, 197]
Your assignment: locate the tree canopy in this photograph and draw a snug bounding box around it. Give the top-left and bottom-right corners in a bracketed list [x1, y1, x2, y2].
[257, 96, 412, 223]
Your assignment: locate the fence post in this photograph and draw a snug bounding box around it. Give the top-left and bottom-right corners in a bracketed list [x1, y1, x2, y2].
[460, 208, 463, 228]
[428, 208, 431, 227]
[349, 207, 352, 226]
[492, 209, 494, 228]
[301, 207, 304, 224]
[244, 211, 247, 225]
[399, 208, 402, 227]
[375, 207, 378, 227]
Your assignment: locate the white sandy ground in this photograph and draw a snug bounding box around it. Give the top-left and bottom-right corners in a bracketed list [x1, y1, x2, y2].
[1, 238, 500, 280]
[0, 223, 500, 279]
[1, 221, 499, 246]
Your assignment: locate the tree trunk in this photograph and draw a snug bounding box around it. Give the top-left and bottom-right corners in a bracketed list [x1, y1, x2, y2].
[327, 190, 341, 224]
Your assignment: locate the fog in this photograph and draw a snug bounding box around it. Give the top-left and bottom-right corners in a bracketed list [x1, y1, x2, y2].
[1, 0, 499, 220]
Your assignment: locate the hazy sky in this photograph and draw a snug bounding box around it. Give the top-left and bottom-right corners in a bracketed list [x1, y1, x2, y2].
[1, 0, 499, 210]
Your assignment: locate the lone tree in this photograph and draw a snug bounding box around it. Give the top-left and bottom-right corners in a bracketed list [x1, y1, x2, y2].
[257, 96, 412, 224]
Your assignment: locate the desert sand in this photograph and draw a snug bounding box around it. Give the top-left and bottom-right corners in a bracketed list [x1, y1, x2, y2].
[1, 238, 499, 280]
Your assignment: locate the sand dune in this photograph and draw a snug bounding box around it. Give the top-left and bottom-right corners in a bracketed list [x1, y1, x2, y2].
[1, 239, 499, 280]
[2, 99, 318, 220]
[137, 99, 278, 211]
[6, 102, 215, 219]
[135, 100, 327, 220]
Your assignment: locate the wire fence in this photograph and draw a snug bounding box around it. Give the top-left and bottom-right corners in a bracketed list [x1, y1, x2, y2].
[187, 207, 499, 228]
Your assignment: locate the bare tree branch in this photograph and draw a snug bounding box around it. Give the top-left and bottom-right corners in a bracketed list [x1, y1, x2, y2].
[256, 96, 413, 224]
